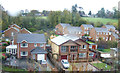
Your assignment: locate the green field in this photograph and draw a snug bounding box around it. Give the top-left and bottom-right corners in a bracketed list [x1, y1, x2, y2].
[97, 49, 111, 52]
[82, 17, 118, 27]
[92, 63, 112, 71]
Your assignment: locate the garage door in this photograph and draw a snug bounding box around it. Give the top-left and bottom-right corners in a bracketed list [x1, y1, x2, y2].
[37, 54, 45, 60]
[61, 55, 67, 60]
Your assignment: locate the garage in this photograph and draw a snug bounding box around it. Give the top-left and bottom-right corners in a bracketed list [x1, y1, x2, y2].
[37, 54, 45, 60]
[31, 47, 47, 61]
[61, 55, 67, 60]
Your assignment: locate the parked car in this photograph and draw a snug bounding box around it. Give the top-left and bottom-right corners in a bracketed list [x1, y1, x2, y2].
[61, 59, 70, 69]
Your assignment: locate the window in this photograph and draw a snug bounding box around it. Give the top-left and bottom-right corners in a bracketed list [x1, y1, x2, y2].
[106, 37, 108, 41]
[61, 46, 68, 52]
[79, 32, 81, 34]
[70, 46, 78, 52]
[21, 51, 28, 56]
[21, 43, 28, 47]
[34, 43, 37, 47]
[96, 38, 98, 41]
[82, 45, 86, 49]
[103, 32, 105, 35]
[40, 43, 44, 47]
[79, 53, 86, 58]
[11, 32, 14, 36]
[101, 32, 102, 35]
[89, 45, 92, 48]
[89, 52, 94, 56]
[109, 37, 111, 40]
[97, 32, 99, 35]
[109, 32, 111, 35]
[106, 33, 108, 35]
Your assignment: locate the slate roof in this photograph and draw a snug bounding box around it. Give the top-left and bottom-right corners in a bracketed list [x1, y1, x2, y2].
[60, 23, 71, 29]
[31, 47, 47, 54]
[112, 32, 119, 39]
[105, 25, 116, 30]
[82, 24, 93, 28]
[17, 34, 46, 43]
[51, 35, 79, 45]
[94, 27, 109, 33]
[67, 26, 82, 32]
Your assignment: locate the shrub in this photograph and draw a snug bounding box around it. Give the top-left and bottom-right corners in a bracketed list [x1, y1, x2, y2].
[28, 28, 37, 32]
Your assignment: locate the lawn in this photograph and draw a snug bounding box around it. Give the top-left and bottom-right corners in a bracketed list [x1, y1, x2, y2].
[97, 49, 111, 52]
[82, 17, 118, 27]
[86, 41, 94, 44]
[2, 66, 26, 71]
[36, 16, 47, 19]
[92, 63, 112, 71]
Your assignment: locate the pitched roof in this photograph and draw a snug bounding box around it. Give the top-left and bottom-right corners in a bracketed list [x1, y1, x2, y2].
[82, 24, 93, 28]
[31, 47, 47, 54]
[17, 34, 46, 43]
[105, 25, 115, 29]
[111, 32, 119, 39]
[67, 26, 82, 32]
[94, 27, 109, 33]
[60, 23, 71, 28]
[51, 35, 79, 45]
[21, 28, 32, 34]
[4, 27, 20, 33]
[10, 24, 21, 28]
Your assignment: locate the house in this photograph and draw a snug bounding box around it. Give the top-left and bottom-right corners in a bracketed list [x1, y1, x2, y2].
[64, 26, 82, 38]
[16, 34, 47, 61]
[80, 24, 94, 35]
[3, 24, 31, 41]
[111, 32, 119, 41]
[90, 27, 111, 41]
[102, 25, 116, 32]
[55, 23, 71, 35]
[50, 35, 96, 62]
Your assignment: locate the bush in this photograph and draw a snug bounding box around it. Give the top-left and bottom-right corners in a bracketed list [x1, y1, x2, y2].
[2, 49, 6, 52]
[28, 28, 37, 32]
[2, 43, 8, 46]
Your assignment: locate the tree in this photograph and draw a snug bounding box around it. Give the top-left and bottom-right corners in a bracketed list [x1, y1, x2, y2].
[88, 11, 92, 15]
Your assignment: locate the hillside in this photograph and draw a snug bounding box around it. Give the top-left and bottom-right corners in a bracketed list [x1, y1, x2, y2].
[82, 17, 118, 28]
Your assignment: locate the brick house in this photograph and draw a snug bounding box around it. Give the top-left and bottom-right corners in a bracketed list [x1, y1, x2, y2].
[50, 35, 96, 62]
[80, 24, 94, 35]
[4, 24, 31, 41]
[16, 34, 47, 61]
[55, 23, 71, 35]
[102, 25, 116, 32]
[90, 27, 111, 41]
[64, 26, 82, 38]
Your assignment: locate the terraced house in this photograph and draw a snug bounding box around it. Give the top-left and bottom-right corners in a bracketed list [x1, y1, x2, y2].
[80, 24, 94, 35]
[16, 34, 47, 61]
[64, 26, 82, 38]
[55, 23, 71, 35]
[90, 27, 111, 41]
[50, 35, 96, 62]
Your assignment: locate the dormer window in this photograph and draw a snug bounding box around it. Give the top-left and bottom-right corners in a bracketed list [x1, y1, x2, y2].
[21, 43, 28, 47]
[40, 43, 44, 47]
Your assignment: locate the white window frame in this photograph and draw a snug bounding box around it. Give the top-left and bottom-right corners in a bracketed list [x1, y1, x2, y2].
[21, 43, 28, 47]
[109, 37, 111, 40]
[20, 51, 28, 56]
[40, 43, 44, 47]
[103, 37, 105, 40]
[106, 33, 108, 35]
[89, 45, 92, 49]
[89, 52, 94, 56]
[79, 32, 81, 34]
[79, 53, 86, 58]
[82, 45, 86, 49]
[97, 32, 99, 35]
[11, 32, 14, 36]
[34, 43, 37, 47]
[109, 32, 111, 35]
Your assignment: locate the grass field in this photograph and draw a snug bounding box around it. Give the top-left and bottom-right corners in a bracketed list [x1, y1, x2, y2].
[92, 63, 112, 71]
[97, 49, 111, 52]
[82, 17, 118, 27]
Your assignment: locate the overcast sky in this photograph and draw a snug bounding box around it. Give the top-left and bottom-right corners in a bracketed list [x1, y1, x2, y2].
[0, 0, 119, 16]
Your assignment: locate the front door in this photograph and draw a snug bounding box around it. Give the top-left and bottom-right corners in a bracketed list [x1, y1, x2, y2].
[11, 49, 16, 55]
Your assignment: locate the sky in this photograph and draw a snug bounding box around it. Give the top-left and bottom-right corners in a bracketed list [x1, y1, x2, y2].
[0, 0, 120, 16]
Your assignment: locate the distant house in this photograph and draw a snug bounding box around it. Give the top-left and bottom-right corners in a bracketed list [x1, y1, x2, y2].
[50, 35, 96, 62]
[102, 25, 116, 32]
[90, 27, 111, 41]
[3, 24, 32, 41]
[64, 26, 82, 38]
[111, 32, 119, 41]
[80, 24, 94, 35]
[55, 23, 71, 35]
[16, 34, 47, 61]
